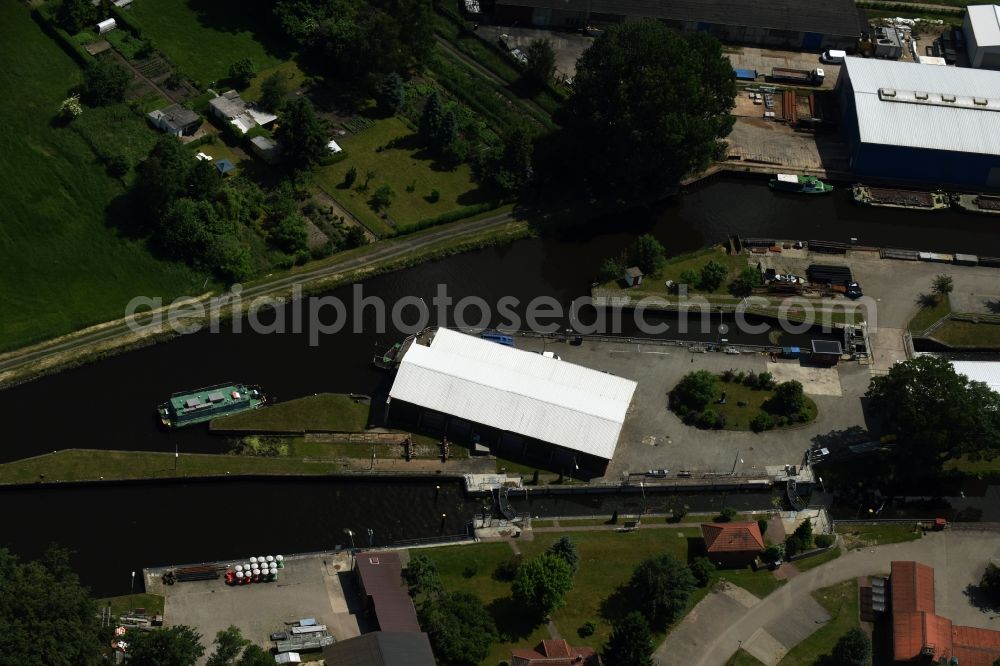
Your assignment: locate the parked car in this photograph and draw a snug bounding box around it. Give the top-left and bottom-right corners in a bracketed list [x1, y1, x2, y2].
[510, 48, 528, 65]
[541, 351, 561, 360]
[821, 49, 847, 64]
[498, 33, 513, 49]
[646, 469, 669, 478]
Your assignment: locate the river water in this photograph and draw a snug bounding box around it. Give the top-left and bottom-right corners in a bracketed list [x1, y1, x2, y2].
[3, 175, 999, 594]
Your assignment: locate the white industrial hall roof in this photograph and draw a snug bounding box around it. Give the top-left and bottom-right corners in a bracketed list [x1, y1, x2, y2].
[843, 56, 1000, 155]
[389, 328, 637, 460]
[951, 360, 1000, 393]
[967, 5, 1000, 47]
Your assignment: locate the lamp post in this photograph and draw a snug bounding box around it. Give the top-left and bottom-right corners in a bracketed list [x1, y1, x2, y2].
[130, 571, 135, 595]
[344, 528, 355, 550]
[174, 442, 178, 471]
[367, 528, 374, 548]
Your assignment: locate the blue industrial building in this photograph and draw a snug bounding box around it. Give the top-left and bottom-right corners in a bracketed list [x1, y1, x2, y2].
[839, 57, 1000, 188]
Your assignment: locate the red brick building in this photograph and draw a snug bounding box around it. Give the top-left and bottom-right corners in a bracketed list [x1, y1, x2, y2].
[891, 560, 1000, 665]
[511, 639, 600, 666]
[700, 522, 765, 568]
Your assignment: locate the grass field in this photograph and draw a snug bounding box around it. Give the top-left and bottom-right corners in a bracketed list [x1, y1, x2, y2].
[835, 523, 922, 549]
[314, 116, 498, 236]
[710, 378, 817, 431]
[0, 3, 202, 352]
[945, 456, 1000, 474]
[210, 393, 370, 432]
[777, 580, 860, 666]
[0, 449, 351, 485]
[727, 650, 767, 666]
[908, 295, 950, 333]
[128, 0, 289, 85]
[424, 528, 783, 661]
[97, 593, 165, 618]
[932, 319, 1000, 348]
[598, 246, 748, 298]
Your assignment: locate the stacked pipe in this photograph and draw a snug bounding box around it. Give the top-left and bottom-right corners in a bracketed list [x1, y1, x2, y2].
[173, 565, 221, 582]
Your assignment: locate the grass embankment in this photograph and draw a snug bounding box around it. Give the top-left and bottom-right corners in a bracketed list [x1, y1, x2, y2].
[727, 650, 767, 666]
[777, 580, 860, 666]
[423, 528, 784, 661]
[314, 116, 498, 236]
[0, 450, 350, 485]
[794, 546, 842, 572]
[210, 393, 370, 432]
[97, 593, 165, 618]
[908, 295, 950, 333]
[0, 3, 202, 352]
[128, 0, 287, 84]
[835, 523, 923, 549]
[932, 319, 1000, 348]
[712, 378, 817, 432]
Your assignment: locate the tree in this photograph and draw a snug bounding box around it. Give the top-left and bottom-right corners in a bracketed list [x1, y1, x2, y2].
[690, 556, 715, 587]
[932, 274, 954, 302]
[524, 38, 556, 85]
[599, 256, 626, 283]
[266, 211, 309, 254]
[274, 97, 327, 170]
[435, 110, 459, 154]
[512, 553, 574, 617]
[343, 166, 358, 188]
[419, 91, 443, 142]
[672, 370, 720, 412]
[631, 234, 666, 275]
[126, 625, 205, 666]
[629, 553, 696, 628]
[831, 627, 871, 666]
[699, 260, 729, 292]
[377, 72, 406, 114]
[403, 553, 441, 598]
[0, 547, 103, 665]
[561, 21, 735, 202]
[59, 94, 83, 120]
[57, 0, 96, 34]
[767, 380, 807, 418]
[792, 518, 813, 548]
[602, 612, 654, 666]
[982, 562, 1000, 606]
[344, 226, 367, 248]
[228, 58, 256, 88]
[81, 58, 131, 107]
[206, 233, 254, 282]
[137, 136, 193, 214]
[207, 626, 269, 666]
[418, 592, 496, 665]
[866, 356, 1000, 472]
[370, 184, 395, 211]
[548, 536, 580, 574]
[258, 72, 288, 113]
[730, 266, 761, 297]
[716, 506, 738, 523]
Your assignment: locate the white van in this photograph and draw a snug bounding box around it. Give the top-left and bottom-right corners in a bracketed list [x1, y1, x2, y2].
[821, 49, 847, 64]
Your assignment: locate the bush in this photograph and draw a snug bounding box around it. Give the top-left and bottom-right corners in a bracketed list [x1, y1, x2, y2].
[700, 259, 729, 291]
[578, 621, 596, 638]
[689, 557, 714, 587]
[815, 534, 835, 549]
[672, 370, 720, 412]
[671, 504, 688, 522]
[715, 507, 738, 523]
[757, 518, 769, 538]
[721, 369, 736, 382]
[698, 409, 718, 430]
[428, 188, 441, 202]
[750, 413, 773, 433]
[757, 371, 775, 390]
[494, 555, 522, 581]
[682, 410, 699, 426]
[762, 544, 784, 563]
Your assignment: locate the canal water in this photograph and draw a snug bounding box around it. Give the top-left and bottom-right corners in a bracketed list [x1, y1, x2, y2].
[3, 175, 1000, 594]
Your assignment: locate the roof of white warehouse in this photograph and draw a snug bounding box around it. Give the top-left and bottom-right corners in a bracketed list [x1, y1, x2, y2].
[389, 328, 637, 459]
[843, 56, 1000, 155]
[967, 5, 1000, 48]
[951, 360, 1000, 393]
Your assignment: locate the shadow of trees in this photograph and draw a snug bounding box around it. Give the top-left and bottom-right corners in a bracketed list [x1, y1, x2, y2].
[487, 596, 542, 642]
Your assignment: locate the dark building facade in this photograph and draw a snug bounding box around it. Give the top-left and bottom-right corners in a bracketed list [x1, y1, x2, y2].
[492, 0, 863, 52]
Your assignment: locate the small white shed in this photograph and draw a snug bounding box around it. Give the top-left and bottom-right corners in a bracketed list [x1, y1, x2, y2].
[624, 266, 644, 287]
[274, 653, 301, 665]
[96, 18, 117, 34]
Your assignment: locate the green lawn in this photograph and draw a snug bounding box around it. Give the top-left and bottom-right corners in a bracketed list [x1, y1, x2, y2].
[727, 650, 767, 666]
[945, 456, 1000, 474]
[0, 3, 202, 352]
[314, 116, 498, 236]
[932, 319, 1000, 348]
[97, 593, 165, 618]
[0, 449, 350, 485]
[209, 393, 370, 432]
[423, 528, 784, 662]
[777, 580, 860, 666]
[709, 379, 817, 431]
[602, 246, 748, 298]
[128, 0, 289, 85]
[907, 295, 950, 333]
[794, 547, 842, 572]
[835, 524, 922, 549]
[241, 61, 306, 103]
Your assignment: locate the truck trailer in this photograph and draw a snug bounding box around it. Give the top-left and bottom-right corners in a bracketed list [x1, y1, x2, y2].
[770, 67, 824, 85]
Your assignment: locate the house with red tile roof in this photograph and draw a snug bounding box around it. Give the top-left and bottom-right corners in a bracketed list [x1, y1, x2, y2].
[511, 639, 600, 666]
[890, 560, 1000, 665]
[701, 522, 765, 567]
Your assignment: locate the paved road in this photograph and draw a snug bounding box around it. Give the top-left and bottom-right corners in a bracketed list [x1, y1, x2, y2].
[0, 211, 520, 381]
[655, 529, 1000, 666]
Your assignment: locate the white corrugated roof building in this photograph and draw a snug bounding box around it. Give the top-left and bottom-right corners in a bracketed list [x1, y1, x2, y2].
[388, 328, 637, 460]
[842, 56, 1000, 155]
[951, 360, 1000, 393]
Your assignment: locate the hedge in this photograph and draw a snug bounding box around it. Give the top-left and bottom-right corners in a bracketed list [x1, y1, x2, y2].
[394, 199, 510, 235]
